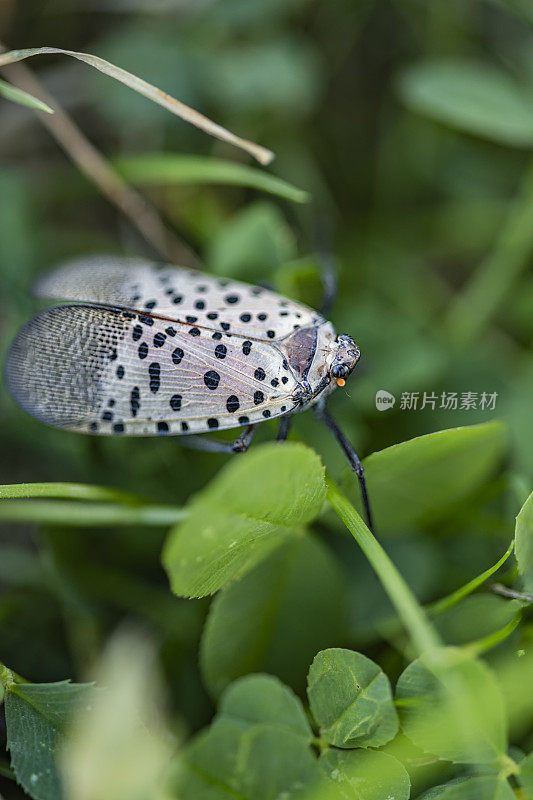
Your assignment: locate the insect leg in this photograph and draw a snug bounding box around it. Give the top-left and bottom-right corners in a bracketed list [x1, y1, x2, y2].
[232, 424, 258, 453]
[314, 403, 374, 533]
[180, 424, 257, 455]
[276, 414, 293, 442]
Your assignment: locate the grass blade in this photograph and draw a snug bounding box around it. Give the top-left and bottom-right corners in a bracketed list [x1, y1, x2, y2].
[0, 77, 53, 113]
[429, 540, 515, 616]
[0, 482, 143, 504]
[114, 154, 309, 203]
[326, 480, 441, 654]
[378, 541, 516, 644]
[0, 47, 273, 164]
[0, 500, 185, 527]
[465, 613, 522, 657]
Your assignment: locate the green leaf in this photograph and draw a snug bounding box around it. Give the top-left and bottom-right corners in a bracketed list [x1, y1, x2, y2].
[319, 749, 410, 800]
[0, 79, 53, 114]
[307, 648, 399, 748]
[169, 718, 323, 800]
[218, 674, 312, 741]
[168, 670, 331, 799]
[343, 423, 507, 532]
[396, 649, 508, 764]
[162, 443, 326, 597]
[417, 775, 515, 799]
[1, 667, 94, 800]
[398, 60, 533, 148]
[518, 751, 533, 796]
[173, 675, 319, 799]
[206, 200, 296, 281]
[114, 155, 309, 203]
[515, 490, 533, 592]
[200, 535, 347, 697]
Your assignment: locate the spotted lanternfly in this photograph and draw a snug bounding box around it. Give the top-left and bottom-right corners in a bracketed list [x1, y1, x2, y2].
[5, 256, 373, 529]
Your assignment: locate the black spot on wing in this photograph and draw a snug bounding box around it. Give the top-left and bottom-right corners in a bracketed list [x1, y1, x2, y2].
[138, 342, 148, 360]
[204, 370, 220, 390]
[172, 347, 184, 364]
[130, 386, 140, 417]
[149, 362, 160, 393]
[226, 395, 240, 413]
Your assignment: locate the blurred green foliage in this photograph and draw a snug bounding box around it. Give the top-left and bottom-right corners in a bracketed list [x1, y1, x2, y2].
[1, 0, 533, 798]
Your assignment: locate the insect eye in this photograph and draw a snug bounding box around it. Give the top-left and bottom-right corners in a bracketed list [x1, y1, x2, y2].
[331, 364, 348, 379]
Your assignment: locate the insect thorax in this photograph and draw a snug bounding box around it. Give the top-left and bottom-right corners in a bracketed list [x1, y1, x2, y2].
[280, 321, 338, 409]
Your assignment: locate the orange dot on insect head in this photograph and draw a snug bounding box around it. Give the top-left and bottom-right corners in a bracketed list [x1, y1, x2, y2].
[336, 378, 346, 387]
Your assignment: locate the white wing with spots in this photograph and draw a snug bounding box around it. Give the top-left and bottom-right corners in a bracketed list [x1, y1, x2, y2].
[5, 303, 299, 436]
[35, 256, 323, 342]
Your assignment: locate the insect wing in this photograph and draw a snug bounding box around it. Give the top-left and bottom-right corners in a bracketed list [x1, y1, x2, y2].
[34, 256, 322, 342]
[5, 303, 298, 435]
